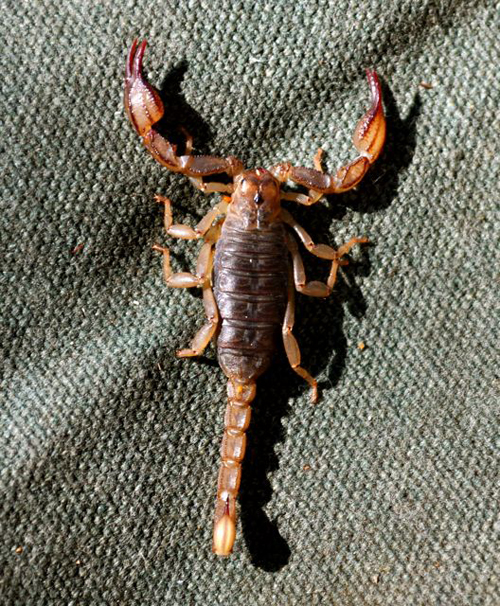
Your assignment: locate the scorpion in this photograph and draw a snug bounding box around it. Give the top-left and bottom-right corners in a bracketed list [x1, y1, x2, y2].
[124, 39, 386, 556]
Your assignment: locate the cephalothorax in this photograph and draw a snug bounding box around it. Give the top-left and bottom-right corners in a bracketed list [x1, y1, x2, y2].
[124, 39, 386, 556]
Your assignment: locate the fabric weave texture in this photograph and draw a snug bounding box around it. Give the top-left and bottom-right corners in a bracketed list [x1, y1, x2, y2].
[1, 1, 499, 604]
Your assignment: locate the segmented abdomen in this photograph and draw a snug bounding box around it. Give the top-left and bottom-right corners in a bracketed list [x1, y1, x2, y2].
[213, 217, 289, 384]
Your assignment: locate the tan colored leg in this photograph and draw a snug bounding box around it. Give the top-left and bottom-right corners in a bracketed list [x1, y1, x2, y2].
[151, 242, 206, 288]
[286, 233, 331, 297]
[152, 238, 220, 356]
[154, 195, 228, 240]
[152, 195, 226, 287]
[282, 209, 368, 290]
[152, 239, 219, 356]
[177, 284, 219, 357]
[326, 236, 368, 289]
[282, 272, 318, 403]
[152, 198, 224, 355]
[152, 228, 219, 288]
[188, 177, 234, 195]
[280, 191, 316, 205]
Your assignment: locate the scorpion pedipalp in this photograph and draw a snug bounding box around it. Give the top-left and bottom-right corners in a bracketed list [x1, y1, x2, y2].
[353, 69, 386, 162]
[125, 39, 165, 138]
[124, 39, 243, 185]
[271, 69, 386, 201]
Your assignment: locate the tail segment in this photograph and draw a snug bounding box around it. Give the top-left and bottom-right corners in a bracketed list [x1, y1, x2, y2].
[212, 379, 256, 556]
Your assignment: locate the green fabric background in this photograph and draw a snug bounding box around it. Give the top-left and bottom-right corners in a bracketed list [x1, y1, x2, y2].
[1, 1, 499, 604]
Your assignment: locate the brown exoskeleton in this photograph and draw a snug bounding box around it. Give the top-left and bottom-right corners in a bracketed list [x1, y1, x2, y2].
[124, 40, 386, 556]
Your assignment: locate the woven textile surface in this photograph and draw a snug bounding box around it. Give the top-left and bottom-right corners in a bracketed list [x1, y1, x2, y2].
[1, 1, 499, 604]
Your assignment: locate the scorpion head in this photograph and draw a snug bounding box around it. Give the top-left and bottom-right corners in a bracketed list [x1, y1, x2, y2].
[230, 168, 282, 229]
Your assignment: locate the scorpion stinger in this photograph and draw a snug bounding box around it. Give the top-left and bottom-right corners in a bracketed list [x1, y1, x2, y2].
[124, 39, 243, 193]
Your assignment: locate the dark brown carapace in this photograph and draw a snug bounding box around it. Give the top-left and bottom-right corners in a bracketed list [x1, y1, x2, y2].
[124, 39, 386, 556]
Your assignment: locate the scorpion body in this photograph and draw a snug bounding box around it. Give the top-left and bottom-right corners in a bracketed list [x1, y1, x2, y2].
[213, 187, 289, 553]
[124, 39, 386, 556]
[215, 205, 289, 382]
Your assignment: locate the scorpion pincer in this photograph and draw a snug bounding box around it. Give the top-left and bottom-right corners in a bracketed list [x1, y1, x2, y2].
[124, 39, 386, 556]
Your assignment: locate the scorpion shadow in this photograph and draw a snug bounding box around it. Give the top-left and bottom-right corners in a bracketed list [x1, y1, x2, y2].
[155, 68, 421, 570]
[157, 61, 216, 156]
[239, 84, 421, 572]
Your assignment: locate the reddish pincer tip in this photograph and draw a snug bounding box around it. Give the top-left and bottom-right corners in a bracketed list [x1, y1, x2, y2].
[126, 39, 138, 79]
[365, 69, 382, 107]
[126, 38, 147, 80]
[135, 39, 147, 73]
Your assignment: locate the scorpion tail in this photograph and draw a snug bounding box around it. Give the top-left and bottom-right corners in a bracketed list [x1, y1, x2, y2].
[212, 379, 256, 556]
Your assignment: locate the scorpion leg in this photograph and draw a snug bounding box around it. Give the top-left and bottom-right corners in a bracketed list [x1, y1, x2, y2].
[188, 177, 234, 196]
[153, 195, 226, 283]
[286, 233, 332, 297]
[153, 198, 225, 356]
[282, 208, 368, 289]
[271, 70, 385, 203]
[125, 40, 244, 186]
[153, 241, 219, 356]
[176, 223, 222, 357]
[283, 225, 366, 403]
[154, 194, 228, 240]
[176, 283, 219, 358]
[282, 267, 318, 404]
[152, 243, 205, 288]
[326, 236, 369, 290]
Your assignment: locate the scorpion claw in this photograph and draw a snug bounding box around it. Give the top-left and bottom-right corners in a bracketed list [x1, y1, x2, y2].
[124, 39, 165, 139]
[133, 39, 146, 76]
[353, 69, 385, 162]
[270, 70, 386, 197]
[124, 39, 244, 179]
